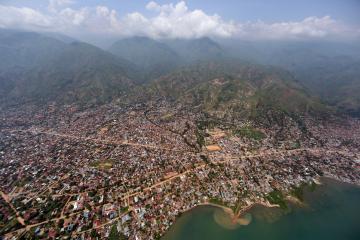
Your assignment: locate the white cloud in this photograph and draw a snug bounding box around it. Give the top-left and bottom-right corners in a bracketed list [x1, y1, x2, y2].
[0, 1, 358, 41]
[146, 1, 162, 11]
[237, 16, 345, 40]
[96, 6, 110, 17]
[0, 5, 52, 29]
[58, 7, 88, 26]
[48, 0, 74, 13]
[127, 1, 236, 38]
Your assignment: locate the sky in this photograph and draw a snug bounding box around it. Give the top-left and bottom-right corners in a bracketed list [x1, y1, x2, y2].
[0, 0, 359, 41]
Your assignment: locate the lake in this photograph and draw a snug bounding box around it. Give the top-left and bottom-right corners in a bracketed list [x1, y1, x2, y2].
[163, 178, 360, 240]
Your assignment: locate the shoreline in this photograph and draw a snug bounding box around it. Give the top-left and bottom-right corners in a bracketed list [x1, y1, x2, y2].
[185, 200, 280, 229]
[198, 177, 360, 219]
[163, 177, 360, 239]
[166, 176, 360, 234]
[179, 200, 280, 227]
[236, 201, 279, 218]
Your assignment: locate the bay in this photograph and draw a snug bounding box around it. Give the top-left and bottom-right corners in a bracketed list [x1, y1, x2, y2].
[163, 178, 360, 240]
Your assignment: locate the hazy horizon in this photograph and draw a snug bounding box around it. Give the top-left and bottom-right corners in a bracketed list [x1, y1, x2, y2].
[1, 0, 360, 48]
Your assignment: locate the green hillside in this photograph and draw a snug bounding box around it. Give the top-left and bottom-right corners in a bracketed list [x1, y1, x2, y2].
[0, 37, 139, 106]
[109, 36, 183, 80]
[143, 60, 329, 122]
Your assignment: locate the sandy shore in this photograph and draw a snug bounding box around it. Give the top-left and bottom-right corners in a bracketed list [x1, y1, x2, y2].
[237, 201, 279, 218]
[191, 200, 280, 229]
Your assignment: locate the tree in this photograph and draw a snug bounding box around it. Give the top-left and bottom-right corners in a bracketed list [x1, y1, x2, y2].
[58, 219, 64, 228]
[90, 229, 99, 238]
[108, 223, 120, 240]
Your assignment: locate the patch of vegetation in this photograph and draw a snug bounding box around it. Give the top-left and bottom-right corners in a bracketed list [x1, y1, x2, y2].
[292, 141, 301, 149]
[291, 181, 318, 201]
[160, 113, 174, 122]
[90, 229, 100, 238]
[0, 218, 21, 235]
[217, 81, 237, 103]
[196, 119, 220, 130]
[290, 183, 307, 201]
[109, 223, 120, 240]
[120, 206, 129, 213]
[266, 190, 287, 209]
[195, 129, 205, 148]
[287, 112, 308, 134]
[200, 155, 210, 164]
[233, 126, 265, 140]
[90, 160, 113, 169]
[209, 197, 225, 206]
[208, 197, 235, 211]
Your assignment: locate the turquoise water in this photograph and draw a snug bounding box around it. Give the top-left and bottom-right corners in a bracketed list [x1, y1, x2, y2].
[163, 179, 360, 240]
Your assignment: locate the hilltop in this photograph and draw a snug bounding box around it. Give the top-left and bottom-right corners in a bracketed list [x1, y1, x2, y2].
[134, 60, 329, 126]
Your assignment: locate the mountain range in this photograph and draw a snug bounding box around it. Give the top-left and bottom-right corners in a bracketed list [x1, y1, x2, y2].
[0, 29, 359, 119]
[220, 39, 360, 116]
[135, 60, 329, 124]
[0, 30, 137, 105]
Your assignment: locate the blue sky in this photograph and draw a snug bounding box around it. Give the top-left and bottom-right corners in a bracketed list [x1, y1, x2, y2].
[0, 0, 359, 40]
[4, 0, 359, 24]
[149, 0, 360, 24]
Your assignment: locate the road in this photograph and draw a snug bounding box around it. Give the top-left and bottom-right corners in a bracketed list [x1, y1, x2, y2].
[2, 125, 357, 238]
[2, 128, 183, 152]
[0, 190, 25, 226]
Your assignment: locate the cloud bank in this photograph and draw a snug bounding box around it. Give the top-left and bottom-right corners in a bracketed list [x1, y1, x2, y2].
[0, 1, 358, 40]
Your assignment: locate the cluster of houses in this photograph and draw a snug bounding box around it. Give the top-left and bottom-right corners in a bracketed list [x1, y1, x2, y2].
[1, 101, 359, 239]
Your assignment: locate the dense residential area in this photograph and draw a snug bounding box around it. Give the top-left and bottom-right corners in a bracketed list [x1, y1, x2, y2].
[1, 1, 360, 239]
[1, 100, 359, 239]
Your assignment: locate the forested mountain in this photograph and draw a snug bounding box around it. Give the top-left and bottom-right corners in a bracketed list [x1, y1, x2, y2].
[165, 37, 226, 62]
[134, 60, 329, 124]
[0, 30, 139, 106]
[109, 36, 183, 80]
[220, 40, 360, 116]
[0, 29, 67, 71]
[0, 29, 359, 118]
[109, 36, 227, 81]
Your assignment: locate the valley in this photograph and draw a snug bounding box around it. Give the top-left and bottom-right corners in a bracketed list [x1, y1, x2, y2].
[0, 28, 359, 240]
